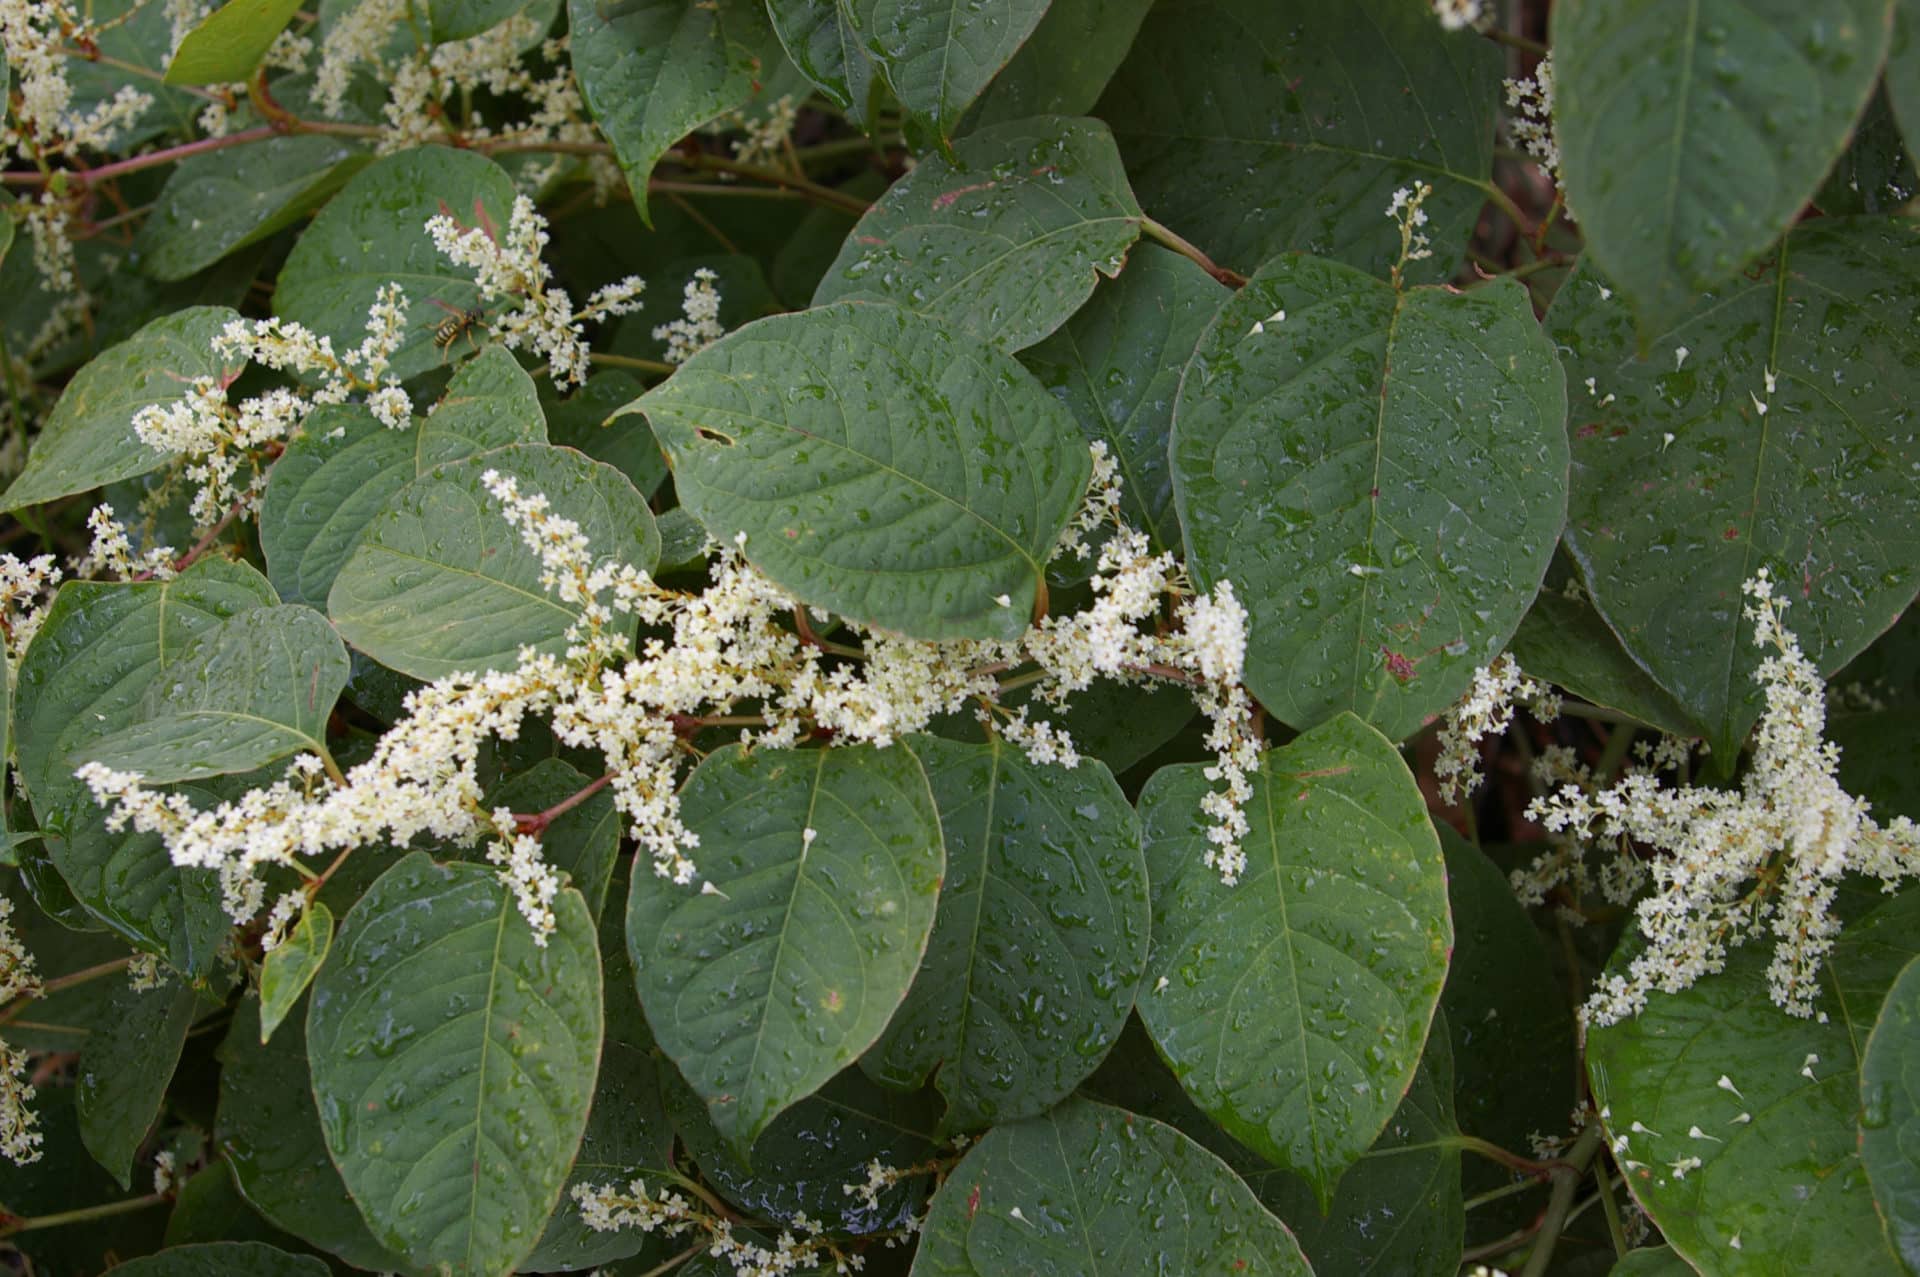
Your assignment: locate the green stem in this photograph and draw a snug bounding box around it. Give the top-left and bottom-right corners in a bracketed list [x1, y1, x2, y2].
[630, 1245, 702, 1277]
[591, 352, 676, 377]
[1592, 1164, 1631, 1257]
[1484, 26, 1548, 56]
[1519, 1124, 1605, 1277]
[1593, 720, 1638, 785]
[0, 1192, 167, 1236]
[0, 956, 132, 1026]
[1140, 216, 1247, 287]
[1463, 1176, 1549, 1212]
[1472, 178, 1536, 238]
[1447, 1134, 1565, 1177]
[673, 152, 871, 215]
[1557, 702, 1641, 727]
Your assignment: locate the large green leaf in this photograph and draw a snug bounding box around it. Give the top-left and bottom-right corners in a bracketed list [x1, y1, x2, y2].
[108, 1241, 331, 1277]
[1550, 219, 1920, 758]
[865, 735, 1148, 1132]
[328, 442, 657, 680]
[274, 147, 516, 382]
[1894, 1, 1920, 149]
[839, 0, 1051, 144]
[261, 352, 546, 611]
[542, 370, 667, 498]
[627, 301, 1092, 642]
[910, 1095, 1312, 1275]
[81, 606, 349, 785]
[1020, 245, 1225, 555]
[814, 116, 1143, 353]
[1173, 254, 1568, 740]
[429, 0, 522, 41]
[77, 977, 199, 1186]
[1508, 573, 1705, 740]
[568, 0, 775, 221]
[764, 0, 872, 115]
[164, 0, 303, 83]
[1096, 0, 1502, 281]
[627, 743, 944, 1160]
[1863, 953, 1920, 1270]
[306, 853, 603, 1276]
[1136, 712, 1453, 1206]
[0, 306, 238, 513]
[1552, 0, 1892, 328]
[967, 0, 1154, 128]
[1588, 888, 1920, 1274]
[137, 138, 369, 282]
[217, 1000, 415, 1273]
[13, 559, 277, 973]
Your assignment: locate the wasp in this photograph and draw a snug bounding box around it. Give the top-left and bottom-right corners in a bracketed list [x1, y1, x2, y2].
[425, 299, 488, 363]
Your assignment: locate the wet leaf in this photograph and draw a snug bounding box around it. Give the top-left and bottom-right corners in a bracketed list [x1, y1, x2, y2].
[814, 116, 1143, 353]
[1097, 0, 1501, 280]
[1020, 244, 1226, 555]
[77, 977, 199, 1186]
[107, 1241, 331, 1277]
[1136, 712, 1453, 1207]
[414, 343, 551, 467]
[1173, 255, 1568, 740]
[629, 302, 1091, 642]
[1815, 85, 1918, 216]
[1508, 574, 1705, 740]
[1551, 220, 1920, 758]
[429, 0, 526, 41]
[137, 138, 367, 281]
[1552, 0, 1892, 328]
[765, 0, 872, 115]
[164, 0, 304, 83]
[838, 0, 1051, 143]
[81, 606, 349, 784]
[911, 1095, 1312, 1275]
[1894, 1, 1920, 146]
[306, 853, 603, 1275]
[217, 1000, 415, 1273]
[627, 743, 944, 1160]
[0, 306, 239, 513]
[1861, 952, 1920, 1270]
[274, 146, 516, 382]
[865, 735, 1148, 1132]
[1587, 887, 1918, 1273]
[568, 0, 776, 221]
[329, 442, 657, 679]
[966, 0, 1154, 128]
[543, 370, 667, 498]
[257, 901, 332, 1044]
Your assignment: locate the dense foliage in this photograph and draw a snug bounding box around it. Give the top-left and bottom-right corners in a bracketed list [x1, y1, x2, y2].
[0, 0, 1916, 1274]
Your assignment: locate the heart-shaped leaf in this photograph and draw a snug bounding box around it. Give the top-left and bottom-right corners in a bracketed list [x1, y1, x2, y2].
[838, 0, 1051, 144]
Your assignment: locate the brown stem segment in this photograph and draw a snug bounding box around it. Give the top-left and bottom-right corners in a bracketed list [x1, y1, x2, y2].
[1141, 216, 1248, 287]
[514, 772, 614, 836]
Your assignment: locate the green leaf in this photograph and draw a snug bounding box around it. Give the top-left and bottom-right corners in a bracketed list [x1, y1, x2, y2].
[664, 1064, 940, 1233]
[1610, 1248, 1698, 1277]
[77, 977, 199, 1186]
[137, 137, 369, 282]
[217, 1000, 415, 1273]
[81, 606, 349, 785]
[107, 1242, 331, 1277]
[329, 442, 657, 680]
[0, 201, 14, 271]
[814, 116, 1143, 353]
[1136, 712, 1453, 1206]
[1551, 219, 1920, 758]
[1097, 0, 1501, 281]
[627, 743, 944, 1160]
[1863, 953, 1920, 1271]
[628, 301, 1091, 641]
[838, 0, 1051, 144]
[273, 146, 516, 382]
[1894, 1, 1920, 148]
[568, 0, 776, 221]
[164, 0, 304, 84]
[1020, 245, 1225, 556]
[1552, 0, 1892, 329]
[0, 1090, 168, 1271]
[865, 735, 1148, 1132]
[764, 0, 872, 115]
[488, 759, 621, 920]
[261, 353, 546, 612]
[0, 306, 239, 513]
[257, 901, 332, 1044]
[654, 506, 713, 572]
[911, 1095, 1312, 1275]
[1173, 255, 1568, 740]
[428, 0, 524, 41]
[1508, 572, 1705, 740]
[162, 1162, 314, 1250]
[307, 852, 603, 1276]
[1816, 84, 1919, 215]
[1587, 887, 1920, 1274]
[543, 370, 668, 498]
[966, 0, 1154, 128]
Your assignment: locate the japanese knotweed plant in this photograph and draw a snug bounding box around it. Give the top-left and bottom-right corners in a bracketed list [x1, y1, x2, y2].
[0, 0, 1918, 1273]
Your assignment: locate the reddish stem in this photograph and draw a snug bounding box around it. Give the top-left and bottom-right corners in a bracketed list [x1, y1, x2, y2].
[514, 772, 613, 836]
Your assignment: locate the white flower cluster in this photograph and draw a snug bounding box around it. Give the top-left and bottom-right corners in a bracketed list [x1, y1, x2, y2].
[76, 504, 177, 581]
[0, 551, 62, 665]
[1430, 0, 1487, 30]
[77, 444, 1261, 946]
[1529, 570, 1920, 1024]
[131, 290, 414, 527]
[653, 267, 727, 365]
[1506, 55, 1560, 181]
[729, 94, 799, 167]
[0, 895, 43, 1166]
[1386, 183, 1435, 281]
[1434, 654, 1561, 805]
[573, 1178, 859, 1276]
[427, 197, 645, 387]
[0, 0, 152, 163]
